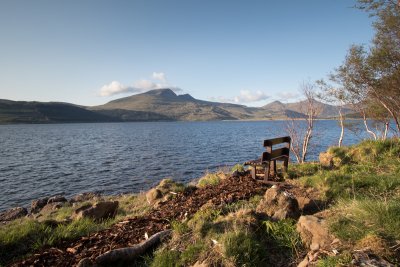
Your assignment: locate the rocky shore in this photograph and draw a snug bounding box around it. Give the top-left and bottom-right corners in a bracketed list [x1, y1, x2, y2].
[1, 140, 399, 266]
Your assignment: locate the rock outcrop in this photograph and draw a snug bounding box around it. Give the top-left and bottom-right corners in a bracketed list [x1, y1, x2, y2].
[256, 185, 300, 220]
[73, 201, 119, 221]
[0, 207, 27, 222]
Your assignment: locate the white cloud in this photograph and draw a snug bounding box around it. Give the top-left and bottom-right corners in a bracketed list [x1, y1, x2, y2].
[208, 96, 234, 103]
[99, 81, 142, 97]
[233, 90, 269, 103]
[133, 79, 163, 90]
[276, 91, 300, 101]
[152, 72, 166, 82]
[99, 72, 182, 97]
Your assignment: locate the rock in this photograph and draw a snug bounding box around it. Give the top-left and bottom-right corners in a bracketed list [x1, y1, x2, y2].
[77, 258, 98, 267]
[296, 215, 334, 251]
[31, 197, 49, 213]
[0, 207, 28, 222]
[70, 192, 101, 203]
[351, 250, 395, 267]
[319, 152, 334, 168]
[256, 185, 300, 220]
[191, 261, 210, 267]
[146, 188, 162, 204]
[40, 202, 65, 215]
[73, 201, 119, 221]
[297, 256, 309, 267]
[47, 195, 67, 204]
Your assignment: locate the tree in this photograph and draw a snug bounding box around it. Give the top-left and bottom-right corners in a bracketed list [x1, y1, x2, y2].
[285, 82, 320, 163]
[316, 80, 350, 147]
[328, 0, 400, 138]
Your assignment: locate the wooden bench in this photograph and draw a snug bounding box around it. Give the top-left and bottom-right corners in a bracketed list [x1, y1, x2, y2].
[244, 136, 291, 181]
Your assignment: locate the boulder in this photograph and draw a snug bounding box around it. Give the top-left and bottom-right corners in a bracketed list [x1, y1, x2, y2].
[0, 207, 27, 222]
[256, 185, 300, 220]
[40, 202, 65, 214]
[296, 215, 334, 251]
[319, 152, 334, 168]
[73, 201, 119, 221]
[47, 195, 67, 204]
[31, 197, 49, 213]
[146, 188, 162, 204]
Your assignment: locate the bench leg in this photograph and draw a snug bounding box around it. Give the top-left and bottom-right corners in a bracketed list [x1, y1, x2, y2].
[251, 167, 256, 179]
[283, 159, 289, 173]
[264, 162, 270, 181]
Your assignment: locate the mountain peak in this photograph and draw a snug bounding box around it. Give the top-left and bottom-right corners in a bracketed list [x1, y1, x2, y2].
[143, 88, 177, 97]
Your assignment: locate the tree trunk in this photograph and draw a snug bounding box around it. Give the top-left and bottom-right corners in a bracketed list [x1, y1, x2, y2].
[95, 230, 171, 265]
[362, 110, 377, 140]
[338, 107, 344, 147]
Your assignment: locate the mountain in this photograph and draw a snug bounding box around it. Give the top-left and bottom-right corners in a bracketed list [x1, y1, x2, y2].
[262, 100, 354, 118]
[0, 89, 354, 123]
[92, 89, 256, 121]
[0, 100, 116, 123]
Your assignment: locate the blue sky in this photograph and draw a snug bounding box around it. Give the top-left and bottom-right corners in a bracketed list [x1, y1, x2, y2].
[0, 0, 374, 107]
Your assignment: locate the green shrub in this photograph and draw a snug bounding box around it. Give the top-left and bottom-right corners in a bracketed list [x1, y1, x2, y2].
[231, 163, 245, 173]
[197, 173, 222, 187]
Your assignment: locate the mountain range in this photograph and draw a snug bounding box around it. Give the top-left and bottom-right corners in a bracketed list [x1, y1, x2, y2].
[0, 89, 353, 123]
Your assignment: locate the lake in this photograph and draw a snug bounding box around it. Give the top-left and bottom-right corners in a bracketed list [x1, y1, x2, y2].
[0, 120, 369, 211]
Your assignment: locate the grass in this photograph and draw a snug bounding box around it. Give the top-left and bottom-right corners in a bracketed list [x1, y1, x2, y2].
[197, 172, 223, 187]
[0, 192, 152, 265]
[148, 196, 304, 267]
[0, 217, 113, 265]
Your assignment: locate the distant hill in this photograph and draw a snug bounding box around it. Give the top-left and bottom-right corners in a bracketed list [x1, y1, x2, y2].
[0, 100, 116, 123]
[0, 89, 354, 123]
[262, 100, 354, 118]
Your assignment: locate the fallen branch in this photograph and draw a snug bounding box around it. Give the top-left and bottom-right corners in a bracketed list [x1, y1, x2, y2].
[95, 229, 172, 265]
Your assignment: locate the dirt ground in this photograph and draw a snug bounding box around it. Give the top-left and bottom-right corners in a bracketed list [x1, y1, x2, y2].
[11, 174, 269, 267]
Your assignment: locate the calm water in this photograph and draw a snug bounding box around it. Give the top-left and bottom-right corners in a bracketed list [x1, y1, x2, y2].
[0, 120, 368, 211]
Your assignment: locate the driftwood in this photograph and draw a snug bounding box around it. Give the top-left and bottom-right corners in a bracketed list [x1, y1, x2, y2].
[94, 230, 172, 265]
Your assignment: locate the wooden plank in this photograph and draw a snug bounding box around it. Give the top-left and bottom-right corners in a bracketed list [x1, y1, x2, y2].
[262, 147, 289, 161]
[263, 136, 291, 147]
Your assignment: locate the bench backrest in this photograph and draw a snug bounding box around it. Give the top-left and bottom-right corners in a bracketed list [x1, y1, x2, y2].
[261, 136, 291, 162]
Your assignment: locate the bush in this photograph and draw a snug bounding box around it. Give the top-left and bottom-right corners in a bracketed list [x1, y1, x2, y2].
[231, 163, 245, 173]
[197, 173, 222, 187]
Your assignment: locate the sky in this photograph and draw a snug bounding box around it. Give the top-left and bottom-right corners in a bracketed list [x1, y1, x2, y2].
[0, 0, 375, 107]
